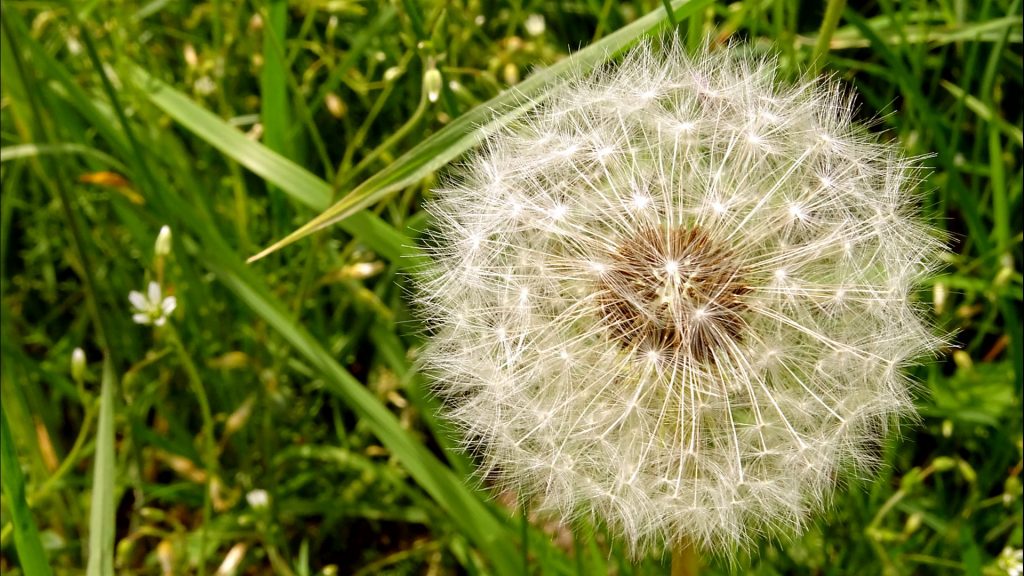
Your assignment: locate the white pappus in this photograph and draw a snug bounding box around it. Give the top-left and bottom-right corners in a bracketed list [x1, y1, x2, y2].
[415, 39, 945, 558]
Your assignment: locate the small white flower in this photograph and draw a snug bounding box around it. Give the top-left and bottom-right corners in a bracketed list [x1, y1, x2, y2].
[417, 39, 944, 557]
[194, 76, 217, 96]
[129, 281, 176, 326]
[246, 489, 270, 510]
[1000, 547, 1024, 576]
[66, 36, 82, 55]
[524, 13, 546, 37]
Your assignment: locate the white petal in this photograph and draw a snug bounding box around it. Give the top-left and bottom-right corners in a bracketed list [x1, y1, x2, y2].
[128, 291, 148, 311]
[147, 281, 162, 304]
[132, 313, 152, 325]
[161, 296, 177, 316]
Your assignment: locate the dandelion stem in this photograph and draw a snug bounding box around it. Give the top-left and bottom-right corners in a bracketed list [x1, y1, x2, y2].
[520, 499, 530, 574]
[671, 539, 700, 576]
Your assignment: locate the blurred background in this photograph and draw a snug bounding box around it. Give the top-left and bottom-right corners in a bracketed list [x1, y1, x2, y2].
[0, 1, 1021, 574]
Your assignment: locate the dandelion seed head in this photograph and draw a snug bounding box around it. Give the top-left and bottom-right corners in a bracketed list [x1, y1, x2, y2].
[416, 39, 944, 557]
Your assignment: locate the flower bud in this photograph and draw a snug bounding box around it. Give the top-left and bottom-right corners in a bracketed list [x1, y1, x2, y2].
[325, 92, 346, 119]
[424, 66, 442, 103]
[957, 459, 977, 484]
[155, 225, 172, 257]
[524, 13, 545, 36]
[71, 347, 86, 383]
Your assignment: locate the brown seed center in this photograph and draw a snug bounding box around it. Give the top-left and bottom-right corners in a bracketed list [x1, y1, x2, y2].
[596, 226, 749, 364]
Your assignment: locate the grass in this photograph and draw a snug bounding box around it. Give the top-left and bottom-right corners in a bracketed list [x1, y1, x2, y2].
[0, 0, 1021, 574]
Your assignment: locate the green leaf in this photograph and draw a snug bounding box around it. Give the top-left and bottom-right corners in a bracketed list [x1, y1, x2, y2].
[0, 405, 53, 576]
[248, 0, 714, 262]
[127, 67, 415, 264]
[0, 143, 127, 170]
[939, 80, 1023, 147]
[86, 360, 116, 576]
[260, 0, 292, 160]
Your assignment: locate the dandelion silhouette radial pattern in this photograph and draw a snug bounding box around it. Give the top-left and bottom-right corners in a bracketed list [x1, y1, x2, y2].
[417, 41, 943, 555]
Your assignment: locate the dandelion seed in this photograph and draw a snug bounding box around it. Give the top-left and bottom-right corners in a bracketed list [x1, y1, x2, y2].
[417, 39, 944, 558]
[129, 281, 176, 327]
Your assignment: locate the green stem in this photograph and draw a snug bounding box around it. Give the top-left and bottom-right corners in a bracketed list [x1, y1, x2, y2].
[810, 0, 846, 76]
[0, 398, 99, 546]
[167, 326, 217, 576]
[334, 50, 417, 188]
[0, 405, 54, 576]
[671, 538, 700, 576]
[338, 90, 428, 193]
[520, 499, 530, 575]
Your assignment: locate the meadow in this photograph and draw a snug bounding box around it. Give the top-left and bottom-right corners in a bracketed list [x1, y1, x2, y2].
[0, 0, 1021, 574]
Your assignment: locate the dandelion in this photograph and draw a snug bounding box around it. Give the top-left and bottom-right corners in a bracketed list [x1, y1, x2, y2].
[129, 281, 177, 327]
[416, 40, 944, 559]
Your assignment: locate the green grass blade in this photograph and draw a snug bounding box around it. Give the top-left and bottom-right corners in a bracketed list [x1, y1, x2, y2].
[127, 67, 414, 264]
[811, 0, 847, 75]
[0, 405, 53, 576]
[85, 359, 116, 576]
[260, 0, 292, 161]
[0, 143, 127, 169]
[129, 67, 326, 208]
[248, 0, 714, 262]
[940, 80, 1023, 147]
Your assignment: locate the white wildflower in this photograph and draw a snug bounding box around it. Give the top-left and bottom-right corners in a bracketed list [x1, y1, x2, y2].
[417, 40, 944, 556]
[194, 76, 217, 96]
[246, 489, 270, 510]
[1000, 547, 1024, 576]
[129, 281, 176, 327]
[524, 14, 546, 37]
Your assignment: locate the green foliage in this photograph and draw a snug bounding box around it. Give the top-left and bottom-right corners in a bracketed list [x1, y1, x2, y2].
[0, 1, 1020, 575]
